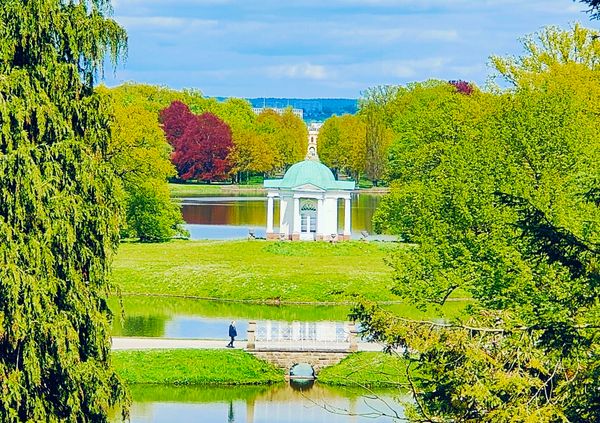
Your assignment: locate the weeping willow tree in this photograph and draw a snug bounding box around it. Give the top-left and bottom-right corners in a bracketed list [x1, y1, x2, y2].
[0, 1, 129, 421]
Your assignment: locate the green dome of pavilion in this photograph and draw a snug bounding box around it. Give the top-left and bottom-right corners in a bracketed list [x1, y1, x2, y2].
[280, 160, 336, 188]
[264, 160, 355, 191]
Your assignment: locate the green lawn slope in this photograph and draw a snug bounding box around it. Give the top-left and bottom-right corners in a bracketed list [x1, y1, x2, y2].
[112, 240, 398, 303]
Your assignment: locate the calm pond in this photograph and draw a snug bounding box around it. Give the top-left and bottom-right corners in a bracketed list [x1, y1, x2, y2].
[109, 296, 467, 339]
[178, 193, 381, 240]
[122, 383, 408, 423]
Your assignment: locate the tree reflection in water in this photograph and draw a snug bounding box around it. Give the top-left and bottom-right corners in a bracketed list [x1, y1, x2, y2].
[228, 400, 235, 423]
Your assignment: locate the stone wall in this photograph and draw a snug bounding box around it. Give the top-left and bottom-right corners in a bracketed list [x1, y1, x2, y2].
[249, 350, 349, 373]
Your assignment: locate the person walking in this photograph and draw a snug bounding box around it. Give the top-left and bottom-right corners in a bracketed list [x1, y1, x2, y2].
[227, 321, 237, 348]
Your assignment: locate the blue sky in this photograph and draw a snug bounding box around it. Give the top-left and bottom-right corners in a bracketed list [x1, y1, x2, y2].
[105, 0, 589, 98]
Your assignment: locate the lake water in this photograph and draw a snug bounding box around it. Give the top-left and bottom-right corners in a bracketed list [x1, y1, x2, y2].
[122, 383, 408, 423]
[178, 194, 381, 240]
[109, 296, 467, 339]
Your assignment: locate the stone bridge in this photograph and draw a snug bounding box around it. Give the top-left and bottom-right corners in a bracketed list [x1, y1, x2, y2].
[245, 321, 359, 374]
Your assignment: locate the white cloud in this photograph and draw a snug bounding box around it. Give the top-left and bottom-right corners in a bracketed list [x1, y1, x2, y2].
[113, 0, 230, 6]
[330, 27, 459, 43]
[107, 0, 587, 97]
[377, 57, 449, 78]
[266, 63, 330, 80]
[115, 16, 218, 30]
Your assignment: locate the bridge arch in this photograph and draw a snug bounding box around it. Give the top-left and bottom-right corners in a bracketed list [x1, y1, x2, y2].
[246, 320, 358, 375]
[290, 362, 315, 379]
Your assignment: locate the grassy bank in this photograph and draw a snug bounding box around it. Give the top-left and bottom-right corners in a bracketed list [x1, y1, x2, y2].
[168, 182, 389, 198]
[113, 349, 408, 388]
[112, 240, 399, 303]
[113, 349, 284, 385]
[318, 352, 410, 388]
[169, 183, 265, 197]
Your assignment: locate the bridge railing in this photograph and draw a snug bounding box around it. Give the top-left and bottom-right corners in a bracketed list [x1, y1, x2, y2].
[247, 321, 357, 352]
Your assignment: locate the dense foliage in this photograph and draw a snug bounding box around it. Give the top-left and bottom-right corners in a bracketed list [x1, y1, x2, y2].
[160, 99, 307, 182]
[174, 112, 233, 182]
[159, 100, 195, 146]
[490, 23, 600, 86]
[253, 108, 308, 171]
[161, 102, 233, 181]
[0, 0, 129, 421]
[100, 88, 185, 242]
[318, 114, 366, 180]
[355, 25, 600, 422]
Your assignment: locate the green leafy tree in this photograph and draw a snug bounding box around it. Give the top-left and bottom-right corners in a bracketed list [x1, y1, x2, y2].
[490, 23, 600, 86]
[316, 116, 344, 176]
[254, 108, 307, 174]
[361, 105, 392, 186]
[218, 98, 256, 133]
[254, 109, 285, 174]
[125, 181, 184, 242]
[319, 114, 366, 180]
[102, 89, 186, 242]
[0, 0, 129, 421]
[341, 114, 367, 181]
[229, 127, 278, 180]
[371, 80, 492, 213]
[277, 108, 308, 167]
[359, 86, 400, 185]
[104, 83, 186, 115]
[357, 64, 600, 422]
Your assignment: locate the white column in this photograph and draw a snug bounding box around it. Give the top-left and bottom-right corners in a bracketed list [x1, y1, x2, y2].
[344, 197, 351, 236]
[279, 197, 286, 235]
[317, 198, 324, 237]
[293, 197, 301, 236]
[267, 196, 274, 233]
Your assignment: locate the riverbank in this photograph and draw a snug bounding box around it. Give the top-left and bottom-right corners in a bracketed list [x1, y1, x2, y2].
[169, 182, 389, 198]
[113, 349, 406, 388]
[112, 240, 399, 303]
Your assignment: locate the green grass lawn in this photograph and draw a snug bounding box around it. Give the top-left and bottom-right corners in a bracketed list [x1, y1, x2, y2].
[113, 349, 284, 385]
[318, 352, 411, 388]
[112, 240, 400, 303]
[112, 349, 409, 388]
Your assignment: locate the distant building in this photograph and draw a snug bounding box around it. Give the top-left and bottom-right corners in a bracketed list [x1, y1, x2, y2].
[252, 107, 304, 120]
[306, 122, 321, 160]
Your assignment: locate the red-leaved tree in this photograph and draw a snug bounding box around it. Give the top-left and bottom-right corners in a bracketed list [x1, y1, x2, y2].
[449, 79, 474, 95]
[159, 100, 195, 146]
[171, 112, 233, 181]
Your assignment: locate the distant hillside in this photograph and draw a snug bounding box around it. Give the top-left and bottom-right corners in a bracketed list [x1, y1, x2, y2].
[216, 97, 359, 122]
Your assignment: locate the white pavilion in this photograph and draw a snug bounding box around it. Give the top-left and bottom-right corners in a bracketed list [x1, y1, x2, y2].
[264, 158, 355, 241]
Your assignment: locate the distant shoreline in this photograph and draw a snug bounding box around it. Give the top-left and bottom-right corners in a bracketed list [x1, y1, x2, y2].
[169, 182, 389, 198]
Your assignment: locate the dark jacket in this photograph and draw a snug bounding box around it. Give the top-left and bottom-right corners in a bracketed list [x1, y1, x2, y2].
[229, 324, 237, 337]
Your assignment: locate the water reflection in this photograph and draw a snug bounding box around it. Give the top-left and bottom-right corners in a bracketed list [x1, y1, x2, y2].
[109, 296, 468, 339]
[179, 193, 381, 240]
[181, 197, 270, 227]
[124, 383, 408, 423]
